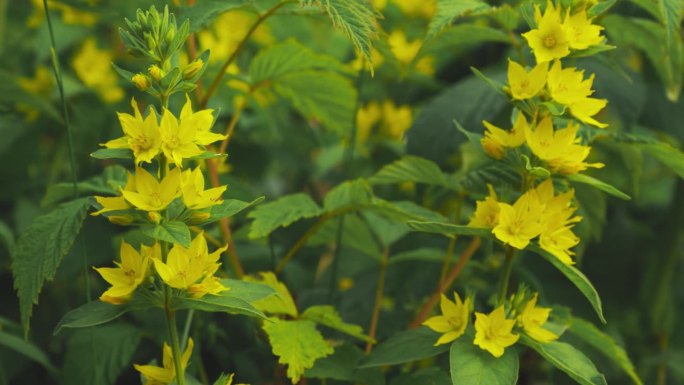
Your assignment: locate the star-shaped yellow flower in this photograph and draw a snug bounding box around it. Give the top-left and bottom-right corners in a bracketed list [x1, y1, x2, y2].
[492, 189, 545, 250]
[468, 184, 501, 228]
[517, 293, 558, 343]
[564, 9, 604, 50]
[423, 292, 471, 345]
[181, 168, 227, 209]
[481, 113, 528, 160]
[522, 1, 570, 63]
[104, 98, 162, 165]
[507, 59, 548, 100]
[94, 242, 157, 304]
[134, 338, 194, 385]
[121, 167, 181, 213]
[474, 306, 520, 357]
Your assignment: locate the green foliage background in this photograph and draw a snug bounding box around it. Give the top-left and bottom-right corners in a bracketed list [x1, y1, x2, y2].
[1, 0, 683, 384]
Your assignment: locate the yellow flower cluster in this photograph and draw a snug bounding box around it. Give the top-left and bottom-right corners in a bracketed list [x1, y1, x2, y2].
[357, 100, 413, 142]
[71, 38, 124, 103]
[104, 96, 226, 166]
[424, 291, 557, 357]
[470, 180, 581, 265]
[94, 232, 227, 305]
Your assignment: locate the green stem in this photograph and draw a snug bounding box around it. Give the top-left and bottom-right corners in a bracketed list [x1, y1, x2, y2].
[181, 310, 195, 350]
[366, 247, 389, 353]
[497, 246, 516, 305]
[166, 307, 186, 385]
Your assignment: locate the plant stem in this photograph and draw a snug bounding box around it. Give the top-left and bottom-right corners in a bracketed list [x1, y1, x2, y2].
[366, 247, 389, 353]
[497, 246, 516, 305]
[166, 306, 186, 385]
[275, 214, 331, 274]
[218, 97, 247, 155]
[199, 0, 293, 109]
[410, 237, 481, 328]
[181, 309, 195, 350]
[438, 237, 457, 285]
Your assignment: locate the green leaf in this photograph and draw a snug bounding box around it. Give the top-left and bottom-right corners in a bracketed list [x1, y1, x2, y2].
[428, 0, 491, 38]
[219, 278, 277, 303]
[359, 327, 450, 368]
[42, 165, 128, 207]
[587, 0, 617, 17]
[189, 151, 227, 160]
[177, 0, 254, 32]
[55, 291, 162, 334]
[61, 324, 141, 385]
[171, 293, 266, 320]
[302, 305, 373, 343]
[566, 173, 631, 200]
[449, 337, 519, 385]
[140, 221, 191, 247]
[247, 193, 323, 239]
[368, 155, 456, 189]
[243, 272, 298, 317]
[639, 143, 684, 179]
[0, 331, 57, 375]
[407, 221, 491, 238]
[528, 244, 606, 324]
[299, 0, 379, 69]
[306, 344, 383, 384]
[193, 197, 265, 225]
[249, 40, 356, 134]
[12, 198, 90, 336]
[90, 148, 134, 160]
[263, 319, 334, 383]
[657, 0, 683, 46]
[568, 318, 643, 385]
[323, 179, 373, 212]
[419, 24, 510, 59]
[520, 335, 607, 385]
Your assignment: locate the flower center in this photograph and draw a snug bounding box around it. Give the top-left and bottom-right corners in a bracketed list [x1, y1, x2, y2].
[166, 135, 180, 149]
[543, 35, 556, 48]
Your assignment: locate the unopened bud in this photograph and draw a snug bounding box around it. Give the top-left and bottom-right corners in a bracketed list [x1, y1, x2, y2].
[148, 211, 162, 224]
[165, 25, 176, 45]
[146, 34, 156, 51]
[189, 211, 211, 223]
[132, 73, 150, 90]
[182, 59, 204, 80]
[109, 215, 134, 226]
[148, 65, 164, 81]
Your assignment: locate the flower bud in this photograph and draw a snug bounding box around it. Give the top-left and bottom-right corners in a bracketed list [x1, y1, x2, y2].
[148, 211, 162, 224]
[132, 73, 150, 91]
[109, 215, 134, 226]
[165, 24, 176, 45]
[182, 59, 204, 80]
[148, 65, 164, 81]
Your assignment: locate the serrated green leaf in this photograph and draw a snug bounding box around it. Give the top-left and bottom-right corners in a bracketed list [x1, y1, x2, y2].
[566, 173, 631, 200]
[323, 179, 373, 212]
[300, 0, 378, 69]
[90, 148, 134, 160]
[449, 337, 519, 385]
[528, 244, 606, 324]
[12, 198, 90, 336]
[359, 327, 450, 368]
[428, 0, 491, 38]
[263, 319, 333, 383]
[368, 155, 456, 189]
[43, 165, 128, 207]
[247, 193, 322, 239]
[302, 305, 373, 343]
[568, 317, 643, 385]
[520, 335, 607, 385]
[140, 221, 191, 247]
[243, 272, 298, 317]
[407, 221, 490, 238]
[0, 331, 57, 375]
[249, 39, 345, 81]
[61, 324, 141, 385]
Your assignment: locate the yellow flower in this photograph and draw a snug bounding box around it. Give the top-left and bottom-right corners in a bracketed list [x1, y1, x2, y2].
[468, 184, 501, 228]
[92, 171, 137, 223]
[178, 94, 226, 147]
[380, 100, 413, 140]
[121, 167, 181, 213]
[474, 306, 519, 357]
[181, 168, 227, 209]
[564, 9, 604, 50]
[492, 190, 544, 250]
[534, 180, 582, 265]
[423, 292, 471, 345]
[18, 66, 53, 95]
[94, 242, 156, 305]
[198, 12, 273, 64]
[481, 113, 528, 160]
[388, 31, 434, 75]
[507, 60, 548, 100]
[522, 1, 570, 63]
[134, 338, 194, 385]
[392, 0, 436, 18]
[546, 60, 593, 106]
[568, 97, 608, 128]
[104, 98, 162, 165]
[132, 74, 151, 91]
[160, 108, 204, 166]
[152, 233, 228, 297]
[71, 38, 123, 103]
[356, 102, 382, 143]
[524, 116, 604, 174]
[517, 294, 558, 342]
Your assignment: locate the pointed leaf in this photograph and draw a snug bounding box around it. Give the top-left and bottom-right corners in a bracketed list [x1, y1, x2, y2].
[368, 155, 456, 189]
[140, 221, 191, 247]
[359, 327, 450, 368]
[566, 173, 631, 200]
[302, 305, 374, 343]
[449, 337, 519, 385]
[407, 221, 490, 238]
[428, 0, 491, 38]
[247, 193, 323, 239]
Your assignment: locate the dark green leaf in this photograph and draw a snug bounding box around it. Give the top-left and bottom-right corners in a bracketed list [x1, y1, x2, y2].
[302, 305, 374, 342]
[12, 198, 90, 336]
[529, 244, 606, 324]
[566, 173, 631, 200]
[639, 143, 684, 179]
[359, 327, 450, 368]
[195, 197, 265, 225]
[521, 335, 607, 385]
[323, 179, 373, 212]
[449, 337, 519, 385]
[368, 155, 456, 189]
[140, 221, 191, 247]
[0, 331, 57, 374]
[90, 148, 134, 160]
[171, 293, 267, 320]
[427, 0, 491, 38]
[42, 165, 128, 207]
